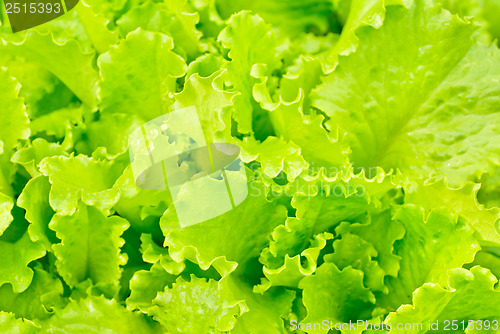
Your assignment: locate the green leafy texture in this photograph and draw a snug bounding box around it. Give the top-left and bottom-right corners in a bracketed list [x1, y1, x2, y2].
[0, 192, 14, 237]
[114, 167, 170, 236]
[74, 113, 143, 158]
[11, 139, 68, 178]
[386, 266, 500, 334]
[140, 234, 185, 274]
[49, 202, 129, 292]
[312, 0, 500, 187]
[30, 106, 83, 140]
[0, 312, 38, 334]
[1, 56, 78, 120]
[325, 233, 388, 293]
[40, 295, 161, 333]
[98, 28, 187, 122]
[126, 262, 178, 313]
[333, 205, 406, 279]
[0, 31, 99, 108]
[226, 274, 295, 334]
[0, 266, 64, 321]
[328, 0, 412, 72]
[0, 69, 30, 152]
[117, 0, 203, 60]
[218, 11, 282, 135]
[162, 178, 287, 277]
[439, 0, 500, 45]
[260, 56, 349, 168]
[76, 0, 119, 54]
[239, 136, 309, 181]
[149, 275, 245, 333]
[382, 205, 480, 310]
[216, 0, 337, 37]
[402, 177, 500, 246]
[0, 232, 45, 293]
[17, 176, 57, 251]
[299, 263, 376, 334]
[173, 69, 236, 143]
[259, 172, 376, 275]
[39, 155, 123, 215]
[258, 232, 333, 291]
[186, 53, 225, 79]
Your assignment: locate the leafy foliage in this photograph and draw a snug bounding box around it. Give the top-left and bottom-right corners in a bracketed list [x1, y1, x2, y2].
[0, 0, 499, 333]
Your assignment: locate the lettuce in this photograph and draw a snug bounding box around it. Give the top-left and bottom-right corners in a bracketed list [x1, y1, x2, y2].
[1, 0, 500, 333]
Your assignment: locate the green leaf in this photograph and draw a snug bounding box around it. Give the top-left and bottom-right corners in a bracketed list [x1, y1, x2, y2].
[382, 205, 480, 309]
[17, 176, 57, 251]
[226, 275, 295, 334]
[386, 266, 500, 334]
[216, 0, 337, 37]
[0, 232, 45, 293]
[39, 155, 123, 215]
[117, 1, 203, 60]
[299, 263, 376, 334]
[0, 266, 64, 321]
[49, 202, 129, 292]
[0, 69, 30, 152]
[261, 57, 349, 167]
[0, 312, 38, 334]
[0, 31, 99, 109]
[218, 11, 282, 135]
[76, 0, 119, 54]
[40, 295, 161, 333]
[149, 275, 245, 333]
[239, 136, 309, 181]
[0, 192, 14, 237]
[161, 178, 287, 277]
[312, 0, 500, 186]
[98, 28, 187, 121]
[126, 261, 178, 313]
[402, 177, 500, 246]
[325, 233, 388, 293]
[173, 69, 236, 143]
[11, 139, 68, 178]
[258, 232, 333, 291]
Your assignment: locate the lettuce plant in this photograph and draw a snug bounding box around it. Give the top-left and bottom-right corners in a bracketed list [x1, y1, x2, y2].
[0, 0, 499, 333]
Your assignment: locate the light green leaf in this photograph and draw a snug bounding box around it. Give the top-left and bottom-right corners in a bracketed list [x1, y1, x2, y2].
[239, 136, 308, 181]
[0, 31, 99, 108]
[382, 205, 480, 309]
[0, 69, 30, 153]
[17, 176, 57, 250]
[126, 261, 178, 313]
[0, 312, 38, 334]
[299, 263, 376, 334]
[0, 232, 45, 293]
[98, 28, 187, 122]
[149, 275, 246, 333]
[312, 0, 500, 186]
[386, 266, 500, 334]
[76, 0, 119, 54]
[162, 178, 287, 277]
[49, 202, 129, 292]
[0, 266, 64, 321]
[40, 155, 124, 215]
[218, 11, 282, 135]
[11, 139, 68, 178]
[117, 0, 203, 60]
[402, 177, 500, 246]
[40, 295, 160, 333]
[0, 192, 14, 237]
